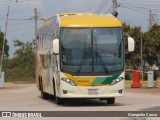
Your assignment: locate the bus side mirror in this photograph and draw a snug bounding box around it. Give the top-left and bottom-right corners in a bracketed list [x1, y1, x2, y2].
[52, 39, 59, 55]
[128, 37, 135, 52]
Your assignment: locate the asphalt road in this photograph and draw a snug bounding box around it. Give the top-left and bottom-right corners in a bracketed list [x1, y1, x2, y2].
[0, 83, 160, 120]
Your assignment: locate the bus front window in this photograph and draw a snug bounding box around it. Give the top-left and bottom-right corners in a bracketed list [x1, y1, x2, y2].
[93, 28, 124, 73]
[60, 28, 92, 73]
[60, 28, 124, 75]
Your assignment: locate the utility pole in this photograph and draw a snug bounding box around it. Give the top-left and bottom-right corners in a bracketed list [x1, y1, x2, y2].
[149, 10, 153, 29]
[0, 6, 9, 77]
[33, 8, 38, 82]
[140, 36, 143, 80]
[149, 10, 157, 29]
[112, 0, 118, 17]
[33, 8, 39, 53]
[34, 8, 38, 38]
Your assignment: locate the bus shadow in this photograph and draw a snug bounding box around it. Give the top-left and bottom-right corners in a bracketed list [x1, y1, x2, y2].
[63, 99, 125, 107]
[38, 96, 125, 107]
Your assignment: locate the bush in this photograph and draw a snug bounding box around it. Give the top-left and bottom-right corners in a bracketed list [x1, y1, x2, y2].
[125, 72, 132, 80]
[142, 71, 160, 81]
[154, 71, 160, 80]
[142, 72, 147, 80]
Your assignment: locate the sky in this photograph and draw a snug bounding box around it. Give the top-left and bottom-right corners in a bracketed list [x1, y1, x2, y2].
[0, 0, 160, 58]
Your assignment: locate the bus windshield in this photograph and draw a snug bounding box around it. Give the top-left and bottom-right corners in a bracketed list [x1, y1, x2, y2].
[60, 28, 124, 75]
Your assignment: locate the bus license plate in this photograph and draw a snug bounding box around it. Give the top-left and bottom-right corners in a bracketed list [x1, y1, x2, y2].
[88, 89, 99, 95]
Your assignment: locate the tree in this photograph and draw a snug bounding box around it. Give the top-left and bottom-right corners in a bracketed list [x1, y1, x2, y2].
[123, 23, 143, 69]
[123, 23, 160, 69]
[6, 40, 35, 81]
[143, 24, 160, 66]
[14, 40, 35, 78]
[0, 32, 9, 57]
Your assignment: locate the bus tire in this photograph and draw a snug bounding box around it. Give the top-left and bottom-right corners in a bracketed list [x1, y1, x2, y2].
[53, 79, 63, 105]
[107, 98, 115, 104]
[40, 79, 48, 99]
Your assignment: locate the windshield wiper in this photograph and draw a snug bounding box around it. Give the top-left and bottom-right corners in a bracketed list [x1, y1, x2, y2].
[119, 42, 122, 58]
[76, 51, 88, 76]
[93, 33, 109, 75]
[96, 52, 109, 75]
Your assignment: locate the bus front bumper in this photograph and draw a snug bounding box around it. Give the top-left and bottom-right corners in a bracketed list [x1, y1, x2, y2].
[59, 81, 124, 98]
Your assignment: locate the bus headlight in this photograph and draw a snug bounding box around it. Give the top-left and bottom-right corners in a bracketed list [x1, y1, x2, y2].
[110, 77, 124, 86]
[61, 77, 77, 86]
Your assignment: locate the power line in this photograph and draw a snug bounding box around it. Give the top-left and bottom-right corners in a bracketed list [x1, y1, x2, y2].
[120, 4, 149, 11]
[121, 17, 147, 21]
[121, 19, 147, 22]
[7, 25, 34, 31]
[68, 3, 100, 12]
[43, 3, 102, 17]
[120, 5, 149, 14]
[0, 17, 33, 21]
[0, 21, 33, 28]
[105, 6, 112, 14]
[120, 0, 160, 4]
[1, 0, 13, 3]
[79, 6, 103, 13]
[119, 2, 160, 12]
[95, 0, 105, 13]
[96, 0, 109, 13]
[119, 2, 160, 7]
[0, 0, 39, 5]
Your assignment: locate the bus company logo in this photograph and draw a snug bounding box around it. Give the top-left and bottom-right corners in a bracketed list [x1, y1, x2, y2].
[78, 80, 90, 83]
[2, 112, 11, 117]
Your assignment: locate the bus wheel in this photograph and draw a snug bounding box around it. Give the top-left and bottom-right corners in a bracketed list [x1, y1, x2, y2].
[53, 80, 64, 105]
[107, 98, 115, 104]
[40, 80, 48, 99]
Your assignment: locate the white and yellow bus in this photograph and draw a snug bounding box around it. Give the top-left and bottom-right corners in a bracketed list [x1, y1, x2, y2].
[36, 13, 134, 105]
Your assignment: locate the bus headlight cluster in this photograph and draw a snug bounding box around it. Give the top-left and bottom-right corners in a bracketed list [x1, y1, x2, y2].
[61, 77, 77, 86]
[110, 77, 124, 86]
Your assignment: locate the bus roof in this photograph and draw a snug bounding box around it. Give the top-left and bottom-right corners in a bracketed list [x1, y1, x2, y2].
[59, 13, 122, 27]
